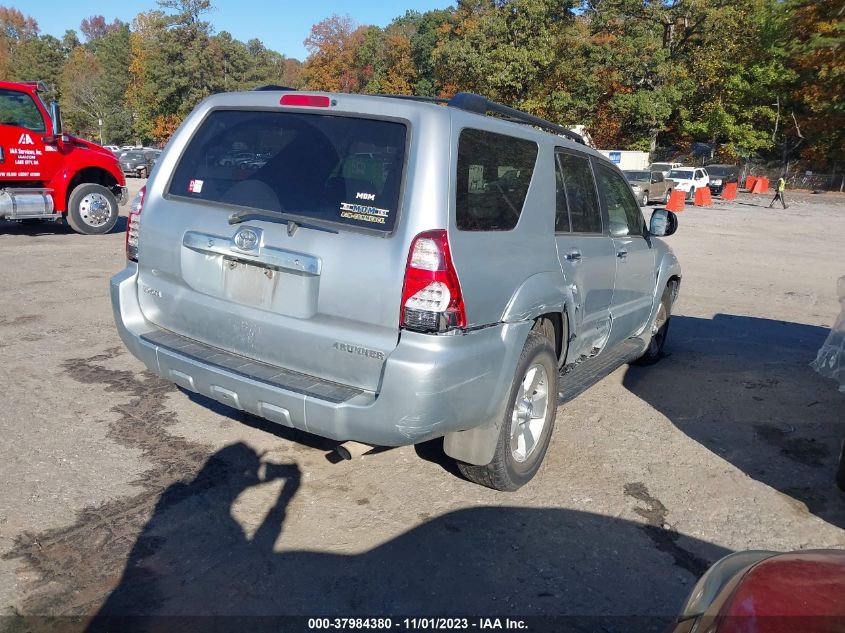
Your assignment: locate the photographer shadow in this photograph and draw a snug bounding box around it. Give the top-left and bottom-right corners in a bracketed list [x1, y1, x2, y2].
[85, 442, 729, 630]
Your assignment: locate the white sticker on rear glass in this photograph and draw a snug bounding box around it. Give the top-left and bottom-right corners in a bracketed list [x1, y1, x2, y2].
[468, 164, 484, 192]
[188, 179, 204, 193]
[339, 202, 389, 225]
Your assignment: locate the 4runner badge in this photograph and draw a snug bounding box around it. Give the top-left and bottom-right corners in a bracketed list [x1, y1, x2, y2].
[332, 342, 385, 361]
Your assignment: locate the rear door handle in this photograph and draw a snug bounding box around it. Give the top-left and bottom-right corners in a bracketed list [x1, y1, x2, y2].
[565, 250, 582, 262]
[616, 249, 628, 258]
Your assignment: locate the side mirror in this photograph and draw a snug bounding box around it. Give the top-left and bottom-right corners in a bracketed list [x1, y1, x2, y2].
[49, 100, 62, 135]
[650, 209, 678, 237]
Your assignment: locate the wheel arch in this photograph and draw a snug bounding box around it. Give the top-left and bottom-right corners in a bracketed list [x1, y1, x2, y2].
[637, 251, 682, 339]
[65, 167, 120, 210]
[501, 271, 579, 361]
[445, 273, 575, 468]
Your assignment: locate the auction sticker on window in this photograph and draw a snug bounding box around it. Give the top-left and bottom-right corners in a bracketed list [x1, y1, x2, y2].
[339, 201, 390, 225]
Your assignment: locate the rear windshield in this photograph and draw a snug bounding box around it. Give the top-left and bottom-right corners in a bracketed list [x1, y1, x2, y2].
[122, 152, 145, 160]
[169, 110, 407, 232]
[624, 171, 650, 181]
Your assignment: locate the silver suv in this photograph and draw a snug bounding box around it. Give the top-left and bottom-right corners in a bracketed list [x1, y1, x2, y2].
[111, 90, 681, 491]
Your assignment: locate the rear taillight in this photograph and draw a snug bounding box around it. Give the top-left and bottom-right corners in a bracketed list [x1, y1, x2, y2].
[125, 186, 145, 262]
[401, 230, 466, 332]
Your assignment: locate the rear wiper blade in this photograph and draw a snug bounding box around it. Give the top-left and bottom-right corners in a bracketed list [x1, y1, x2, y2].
[228, 209, 338, 234]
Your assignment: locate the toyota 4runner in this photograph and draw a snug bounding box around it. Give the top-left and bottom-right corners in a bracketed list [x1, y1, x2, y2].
[111, 90, 681, 490]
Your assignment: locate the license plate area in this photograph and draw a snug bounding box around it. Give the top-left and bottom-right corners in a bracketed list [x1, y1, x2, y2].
[223, 257, 278, 309]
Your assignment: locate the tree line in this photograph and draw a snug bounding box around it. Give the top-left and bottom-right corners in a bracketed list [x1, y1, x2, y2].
[0, 0, 841, 169]
[0, 1, 301, 144]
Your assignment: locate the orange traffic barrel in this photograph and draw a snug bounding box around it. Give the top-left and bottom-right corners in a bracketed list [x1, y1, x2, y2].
[666, 189, 686, 212]
[694, 187, 713, 206]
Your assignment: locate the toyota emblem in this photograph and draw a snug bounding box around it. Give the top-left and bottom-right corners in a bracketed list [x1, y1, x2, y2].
[233, 228, 259, 251]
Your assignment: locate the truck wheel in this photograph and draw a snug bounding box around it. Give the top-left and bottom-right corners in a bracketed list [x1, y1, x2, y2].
[138, 167, 148, 179]
[66, 183, 119, 235]
[634, 285, 673, 366]
[457, 331, 558, 491]
[640, 192, 649, 207]
[663, 189, 672, 204]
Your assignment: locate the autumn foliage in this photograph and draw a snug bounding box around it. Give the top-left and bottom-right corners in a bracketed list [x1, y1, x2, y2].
[0, 0, 840, 169]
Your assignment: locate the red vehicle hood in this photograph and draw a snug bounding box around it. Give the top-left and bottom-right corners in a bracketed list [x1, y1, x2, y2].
[67, 135, 116, 160]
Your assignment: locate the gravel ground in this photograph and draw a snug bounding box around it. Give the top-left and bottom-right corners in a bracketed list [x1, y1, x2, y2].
[0, 182, 843, 628]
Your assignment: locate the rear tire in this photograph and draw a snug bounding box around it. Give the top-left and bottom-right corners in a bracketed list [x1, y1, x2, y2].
[663, 188, 672, 204]
[640, 192, 649, 207]
[457, 330, 558, 491]
[65, 183, 119, 235]
[634, 285, 673, 366]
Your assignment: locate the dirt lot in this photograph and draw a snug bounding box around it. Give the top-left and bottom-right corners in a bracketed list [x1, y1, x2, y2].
[0, 181, 843, 628]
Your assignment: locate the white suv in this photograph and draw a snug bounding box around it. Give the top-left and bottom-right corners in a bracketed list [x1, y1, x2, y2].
[668, 167, 709, 200]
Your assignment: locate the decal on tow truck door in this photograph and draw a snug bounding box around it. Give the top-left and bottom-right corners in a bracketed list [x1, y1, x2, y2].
[4, 144, 43, 178]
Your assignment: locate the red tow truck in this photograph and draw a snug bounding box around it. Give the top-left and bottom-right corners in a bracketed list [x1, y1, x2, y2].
[0, 80, 126, 234]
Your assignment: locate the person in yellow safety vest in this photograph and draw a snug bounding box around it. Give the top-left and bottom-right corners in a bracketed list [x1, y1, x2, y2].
[768, 176, 789, 209]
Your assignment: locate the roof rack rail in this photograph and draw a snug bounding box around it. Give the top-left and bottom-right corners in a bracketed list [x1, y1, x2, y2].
[374, 94, 449, 105]
[448, 92, 585, 145]
[254, 84, 297, 91]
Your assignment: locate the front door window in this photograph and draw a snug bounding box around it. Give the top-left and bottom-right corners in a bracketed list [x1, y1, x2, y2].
[595, 165, 645, 237]
[0, 89, 46, 133]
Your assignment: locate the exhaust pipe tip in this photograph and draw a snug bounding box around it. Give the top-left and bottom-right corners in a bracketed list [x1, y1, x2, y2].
[335, 441, 373, 461]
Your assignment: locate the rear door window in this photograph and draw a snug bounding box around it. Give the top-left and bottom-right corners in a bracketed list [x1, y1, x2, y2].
[168, 110, 407, 232]
[556, 151, 602, 234]
[456, 128, 538, 231]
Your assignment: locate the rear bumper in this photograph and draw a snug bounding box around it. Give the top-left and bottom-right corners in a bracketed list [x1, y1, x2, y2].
[110, 265, 528, 447]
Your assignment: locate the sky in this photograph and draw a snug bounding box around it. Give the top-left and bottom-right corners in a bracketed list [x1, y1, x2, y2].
[18, 0, 455, 60]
